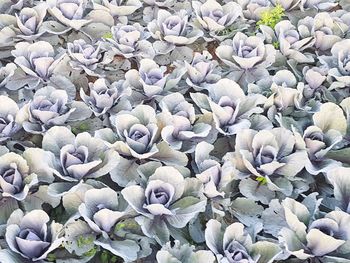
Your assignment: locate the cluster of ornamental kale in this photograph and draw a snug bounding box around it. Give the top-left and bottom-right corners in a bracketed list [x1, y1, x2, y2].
[1, 0, 350, 262]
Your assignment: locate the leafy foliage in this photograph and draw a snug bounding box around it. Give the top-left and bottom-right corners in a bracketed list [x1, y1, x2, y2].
[0, 0, 349, 262]
[257, 4, 285, 29]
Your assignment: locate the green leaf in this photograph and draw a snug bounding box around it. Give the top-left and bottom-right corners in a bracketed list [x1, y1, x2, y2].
[102, 32, 113, 39]
[326, 148, 350, 164]
[72, 122, 90, 135]
[47, 254, 56, 262]
[77, 235, 94, 248]
[217, 24, 237, 36]
[100, 250, 109, 263]
[83, 247, 97, 258]
[272, 41, 280, 49]
[257, 4, 285, 29]
[256, 176, 268, 185]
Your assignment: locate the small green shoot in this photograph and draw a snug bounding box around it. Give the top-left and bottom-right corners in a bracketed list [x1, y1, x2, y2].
[103, 32, 113, 39]
[256, 176, 268, 185]
[257, 4, 285, 29]
[77, 235, 94, 248]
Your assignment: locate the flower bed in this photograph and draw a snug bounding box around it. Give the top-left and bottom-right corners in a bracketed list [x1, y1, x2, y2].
[1, 0, 350, 262]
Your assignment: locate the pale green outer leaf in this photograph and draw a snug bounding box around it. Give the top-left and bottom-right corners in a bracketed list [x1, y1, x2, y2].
[64, 220, 96, 256]
[205, 219, 224, 255]
[326, 148, 350, 165]
[230, 198, 264, 226]
[94, 238, 140, 262]
[283, 206, 307, 240]
[239, 178, 276, 205]
[313, 102, 347, 135]
[0, 249, 31, 263]
[151, 141, 188, 166]
[261, 199, 288, 237]
[0, 198, 19, 225]
[306, 229, 345, 256]
[327, 167, 350, 212]
[251, 241, 282, 263]
[63, 183, 94, 215]
[109, 156, 139, 187]
[278, 228, 312, 260]
[42, 126, 75, 155]
[282, 198, 310, 225]
[135, 216, 170, 245]
[190, 250, 216, 263]
[47, 181, 82, 197]
[167, 198, 206, 228]
[22, 185, 61, 211]
[156, 250, 182, 263]
[0, 145, 9, 156]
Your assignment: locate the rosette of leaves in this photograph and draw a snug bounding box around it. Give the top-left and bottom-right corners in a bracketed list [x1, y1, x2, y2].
[297, 12, 348, 51]
[157, 91, 216, 152]
[301, 66, 328, 99]
[104, 23, 155, 59]
[319, 39, 350, 90]
[0, 96, 21, 142]
[302, 102, 346, 175]
[2, 209, 64, 262]
[222, 127, 309, 204]
[67, 39, 104, 77]
[192, 0, 243, 41]
[13, 3, 48, 41]
[121, 165, 207, 244]
[62, 187, 153, 262]
[8, 41, 65, 90]
[182, 51, 221, 90]
[158, 100, 214, 153]
[80, 77, 132, 117]
[215, 32, 276, 87]
[123, 58, 186, 100]
[193, 141, 233, 200]
[78, 187, 127, 239]
[259, 20, 315, 64]
[0, 151, 38, 201]
[148, 9, 204, 55]
[47, 0, 91, 30]
[263, 70, 313, 121]
[159, 93, 196, 124]
[205, 219, 281, 263]
[16, 86, 91, 134]
[278, 198, 350, 260]
[95, 104, 188, 166]
[238, 0, 272, 21]
[24, 126, 120, 196]
[191, 78, 268, 136]
[0, 146, 61, 233]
